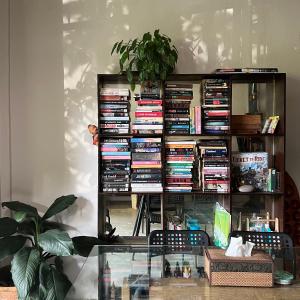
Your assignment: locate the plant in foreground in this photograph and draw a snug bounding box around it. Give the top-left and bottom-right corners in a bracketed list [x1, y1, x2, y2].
[0, 195, 117, 300]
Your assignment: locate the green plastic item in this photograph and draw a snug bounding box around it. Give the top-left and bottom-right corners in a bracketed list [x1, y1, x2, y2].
[213, 202, 231, 249]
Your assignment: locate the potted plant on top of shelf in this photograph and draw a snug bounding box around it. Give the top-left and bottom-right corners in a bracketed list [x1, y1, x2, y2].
[0, 195, 117, 300]
[111, 29, 178, 90]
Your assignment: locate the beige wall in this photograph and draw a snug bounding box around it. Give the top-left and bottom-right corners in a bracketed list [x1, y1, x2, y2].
[3, 0, 300, 236]
[0, 0, 10, 217]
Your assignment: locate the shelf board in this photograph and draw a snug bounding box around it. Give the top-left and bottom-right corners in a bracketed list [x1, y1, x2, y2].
[231, 192, 284, 196]
[100, 133, 283, 138]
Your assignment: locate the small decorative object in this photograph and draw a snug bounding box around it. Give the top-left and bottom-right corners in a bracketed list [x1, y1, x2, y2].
[111, 30, 178, 90]
[248, 82, 259, 114]
[88, 124, 99, 145]
[274, 270, 294, 285]
[262, 115, 280, 134]
[246, 212, 279, 232]
[238, 184, 254, 193]
[174, 262, 182, 278]
[164, 259, 171, 277]
[182, 262, 192, 279]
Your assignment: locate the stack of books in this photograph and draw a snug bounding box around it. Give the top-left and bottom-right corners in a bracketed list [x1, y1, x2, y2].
[99, 88, 130, 134]
[165, 84, 193, 135]
[197, 140, 229, 192]
[202, 80, 230, 134]
[131, 137, 163, 192]
[190, 106, 202, 134]
[101, 138, 131, 192]
[165, 141, 196, 192]
[132, 83, 163, 134]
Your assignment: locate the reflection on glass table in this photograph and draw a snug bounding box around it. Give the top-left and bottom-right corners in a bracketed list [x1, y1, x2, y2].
[66, 245, 300, 300]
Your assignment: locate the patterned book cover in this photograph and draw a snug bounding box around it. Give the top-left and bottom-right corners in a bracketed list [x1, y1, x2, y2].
[232, 152, 268, 192]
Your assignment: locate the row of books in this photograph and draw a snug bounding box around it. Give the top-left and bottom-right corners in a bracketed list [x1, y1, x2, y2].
[165, 84, 192, 135]
[197, 140, 230, 192]
[131, 138, 163, 192]
[132, 82, 163, 134]
[99, 88, 130, 134]
[100, 141, 280, 194]
[202, 79, 230, 134]
[101, 138, 131, 192]
[165, 141, 196, 192]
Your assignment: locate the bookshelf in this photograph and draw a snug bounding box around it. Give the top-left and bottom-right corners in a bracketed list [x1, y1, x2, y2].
[97, 72, 286, 238]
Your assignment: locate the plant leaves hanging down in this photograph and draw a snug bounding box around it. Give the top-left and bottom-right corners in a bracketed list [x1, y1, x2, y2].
[111, 29, 178, 90]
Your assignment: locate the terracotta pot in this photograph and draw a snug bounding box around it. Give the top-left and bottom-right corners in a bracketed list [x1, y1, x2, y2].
[0, 287, 17, 300]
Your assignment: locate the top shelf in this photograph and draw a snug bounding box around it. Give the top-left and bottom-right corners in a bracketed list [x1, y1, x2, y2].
[99, 133, 284, 138]
[98, 72, 286, 83]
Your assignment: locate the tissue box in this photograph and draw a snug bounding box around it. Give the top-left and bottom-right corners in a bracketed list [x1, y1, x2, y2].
[204, 248, 273, 287]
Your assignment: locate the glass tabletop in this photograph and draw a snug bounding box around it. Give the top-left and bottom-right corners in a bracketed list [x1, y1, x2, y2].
[66, 245, 300, 300]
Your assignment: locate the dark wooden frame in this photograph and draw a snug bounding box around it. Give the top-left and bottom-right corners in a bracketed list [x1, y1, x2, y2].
[97, 73, 286, 237]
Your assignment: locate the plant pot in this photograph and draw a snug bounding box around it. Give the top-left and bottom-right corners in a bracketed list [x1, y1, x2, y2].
[0, 287, 17, 300]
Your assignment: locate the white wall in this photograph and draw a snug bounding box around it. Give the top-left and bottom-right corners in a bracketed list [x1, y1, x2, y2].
[0, 0, 10, 217]
[7, 0, 300, 233]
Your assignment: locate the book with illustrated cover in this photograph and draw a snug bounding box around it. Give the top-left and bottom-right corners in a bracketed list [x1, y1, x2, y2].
[232, 152, 268, 192]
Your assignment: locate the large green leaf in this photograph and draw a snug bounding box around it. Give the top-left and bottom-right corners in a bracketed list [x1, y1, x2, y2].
[0, 235, 27, 260]
[38, 230, 74, 256]
[0, 217, 18, 237]
[17, 220, 36, 235]
[11, 247, 40, 299]
[2, 201, 38, 218]
[42, 195, 77, 220]
[14, 211, 27, 222]
[39, 262, 71, 300]
[72, 236, 103, 257]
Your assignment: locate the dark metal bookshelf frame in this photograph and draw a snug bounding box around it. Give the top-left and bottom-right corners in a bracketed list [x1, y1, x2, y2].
[97, 73, 286, 237]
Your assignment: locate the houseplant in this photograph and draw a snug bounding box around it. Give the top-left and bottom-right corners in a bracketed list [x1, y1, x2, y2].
[111, 29, 178, 89]
[0, 195, 117, 300]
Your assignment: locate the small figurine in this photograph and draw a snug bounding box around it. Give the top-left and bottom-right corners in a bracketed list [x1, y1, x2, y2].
[174, 262, 182, 278]
[164, 259, 171, 277]
[88, 124, 99, 146]
[182, 261, 192, 279]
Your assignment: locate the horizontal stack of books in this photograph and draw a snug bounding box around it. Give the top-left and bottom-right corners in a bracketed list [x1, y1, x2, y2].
[202, 79, 230, 134]
[165, 84, 193, 135]
[165, 141, 196, 192]
[99, 88, 130, 134]
[131, 138, 163, 192]
[132, 98, 163, 134]
[101, 138, 131, 192]
[197, 140, 229, 193]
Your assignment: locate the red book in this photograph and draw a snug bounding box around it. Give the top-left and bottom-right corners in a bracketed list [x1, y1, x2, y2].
[135, 112, 163, 117]
[100, 95, 129, 101]
[137, 100, 163, 105]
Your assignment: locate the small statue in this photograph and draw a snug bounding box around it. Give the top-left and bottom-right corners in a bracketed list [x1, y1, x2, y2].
[182, 261, 191, 279]
[88, 124, 99, 146]
[165, 259, 171, 277]
[174, 262, 182, 278]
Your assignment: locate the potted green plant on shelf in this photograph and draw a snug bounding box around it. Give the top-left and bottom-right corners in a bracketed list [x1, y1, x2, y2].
[0, 195, 117, 300]
[111, 29, 178, 90]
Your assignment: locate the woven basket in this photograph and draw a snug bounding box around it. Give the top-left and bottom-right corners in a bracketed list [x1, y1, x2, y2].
[0, 287, 17, 300]
[204, 248, 274, 287]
